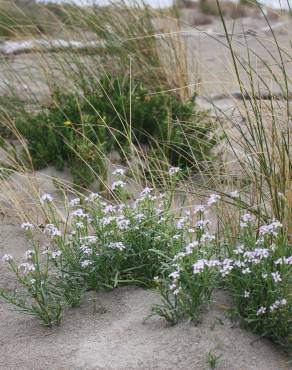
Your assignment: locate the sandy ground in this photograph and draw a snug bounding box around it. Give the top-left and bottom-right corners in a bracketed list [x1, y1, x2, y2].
[0, 215, 291, 370]
[1, 10, 292, 370]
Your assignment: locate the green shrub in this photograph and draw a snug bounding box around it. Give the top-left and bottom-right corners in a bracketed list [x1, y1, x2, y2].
[15, 74, 213, 188]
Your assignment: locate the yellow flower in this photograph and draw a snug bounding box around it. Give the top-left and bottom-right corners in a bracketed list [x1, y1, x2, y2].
[64, 120, 72, 126]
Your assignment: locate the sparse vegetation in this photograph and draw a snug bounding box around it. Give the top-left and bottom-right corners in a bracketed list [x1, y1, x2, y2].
[0, 0, 292, 367]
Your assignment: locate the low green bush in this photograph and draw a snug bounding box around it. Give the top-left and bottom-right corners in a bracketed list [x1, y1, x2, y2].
[15, 74, 213, 188]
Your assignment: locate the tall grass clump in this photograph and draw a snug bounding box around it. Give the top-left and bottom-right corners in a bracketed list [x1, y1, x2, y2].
[0, 1, 212, 190]
[199, 1, 292, 353]
[0, 0, 87, 38]
[212, 1, 292, 226]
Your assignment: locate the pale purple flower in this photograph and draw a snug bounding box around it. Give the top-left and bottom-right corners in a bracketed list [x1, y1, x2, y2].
[75, 221, 85, 229]
[234, 244, 244, 255]
[103, 205, 116, 214]
[19, 262, 35, 274]
[207, 194, 221, 206]
[112, 168, 125, 176]
[205, 259, 221, 268]
[80, 245, 92, 255]
[80, 236, 97, 244]
[194, 205, 206, 214]
[85, 193, 100, 202]
[271, 271, 282, 283]
[177, 217, 186, 229]
[135, 213, 145, 222]
[71, 209, 89, 218]
[40, 193, 53, 205]
[173, 287, 182, 296]
[108, 242, 126, 251]
[69, 198, 80, 207]
[195, 219, 210, 230]
[229, 190, 239, 198]
[270, 298, 287, 312]
[25, 249, 35, 260]
[259, 220, 282, 237]
[256, 306, 266, 315]
[240, 213, 253, 228]
[21, 222, 34, 231]
[81, 260, 92, 268]
[111, 180, 126, 191]
[168, 166, 181, 176]
[185, 241, 198, 255]
[139, 187, 153, 199]
[51, 250, 62, 259]
[116, 216, 130, 230]
[193, 260, 207, 274]
[1, 254, 13, 262]
[44, 224, 61, 237]
[169, 270, 181, 280]
[244, 290, 250, 298]
[220, 259, 234, 277]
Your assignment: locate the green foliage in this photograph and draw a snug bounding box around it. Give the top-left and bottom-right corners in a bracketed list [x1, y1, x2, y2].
[151, 208, 220, 324]
[224, 215, 292, 352]
[0, 244, 63, 327]
[15, 75, 213, 188]
[207, 350, 222, 369]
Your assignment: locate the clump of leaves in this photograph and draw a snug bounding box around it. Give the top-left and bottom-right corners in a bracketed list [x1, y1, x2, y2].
[15, 74, 214, 188]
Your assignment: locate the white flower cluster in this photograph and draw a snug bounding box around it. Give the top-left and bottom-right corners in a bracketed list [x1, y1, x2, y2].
[19, 262, 36, 274]
[111, 180, 126, 191]
[168, 266, 182, 296]
[44, 224, 61, 238]
[69, 197, 80, 207]
[71, 209, 90, 219]
[240, 213, 253, 228]
[84, 193, 100, 202]
[257, 298, 287, 316]
[259, 220, 282, 237]
[112, 168, 125, 176]
[192, 259, 221, 274]
[207, 194, 221, 206]
[1, 254, 13, 263]
[168, 166, 180, 176]
[40, 193, 53, 205]
[270, 298, 287, 312]
[108, 242, 126, 251]
[21, 222, 34, 231]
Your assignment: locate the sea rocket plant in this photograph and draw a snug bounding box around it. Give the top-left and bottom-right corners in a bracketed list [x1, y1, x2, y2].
[224, 217, 292, 350]
[1, 167, 193, 324]
[1, 175, 292, 353]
